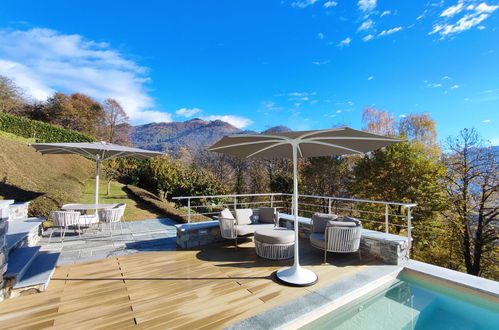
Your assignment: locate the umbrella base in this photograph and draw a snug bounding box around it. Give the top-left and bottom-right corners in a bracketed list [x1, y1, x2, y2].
[276, 265, 318, 287]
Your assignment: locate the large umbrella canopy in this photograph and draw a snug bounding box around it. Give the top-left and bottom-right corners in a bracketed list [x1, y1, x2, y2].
[208, 127, 404, 286]
[30, 141, 164, 205]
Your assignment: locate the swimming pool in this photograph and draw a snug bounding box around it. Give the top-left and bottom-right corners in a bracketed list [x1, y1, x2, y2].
[301, 274, 499, 330]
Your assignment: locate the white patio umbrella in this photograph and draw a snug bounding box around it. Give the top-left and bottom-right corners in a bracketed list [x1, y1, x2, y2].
[207, 127, 404, 286]
[30, 141, 165, 205]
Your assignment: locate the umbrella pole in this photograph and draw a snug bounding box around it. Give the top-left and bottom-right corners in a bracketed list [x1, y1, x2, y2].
[276, 143, 318, 286]
[95, 155, 100, 206]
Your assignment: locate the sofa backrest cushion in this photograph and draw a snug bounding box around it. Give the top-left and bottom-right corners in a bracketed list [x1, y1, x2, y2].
[258, 207, 276, 223]
[220, 208, 235, 220]
[327, 220, 357, 227]
[235, 208, 253, 225]
[312, 213, 338, 233]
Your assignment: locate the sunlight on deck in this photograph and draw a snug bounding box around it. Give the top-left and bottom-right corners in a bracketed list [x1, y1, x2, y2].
[0, 240, 378, 329]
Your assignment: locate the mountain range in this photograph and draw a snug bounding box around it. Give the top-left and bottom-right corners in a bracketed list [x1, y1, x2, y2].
[131, 118, 291, 154]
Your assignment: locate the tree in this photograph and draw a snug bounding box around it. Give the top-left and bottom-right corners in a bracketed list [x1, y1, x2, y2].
[302, 156, 349, 197]
[44, 92, 105, 137]
[102, 99, 131, 145]
[399, 113, 439, 154]
[444, 128, 498, 278]
[362, 107, 396, 136]
[0, 76, 25, 114]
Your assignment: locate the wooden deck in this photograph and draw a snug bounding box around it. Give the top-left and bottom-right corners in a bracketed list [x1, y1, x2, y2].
[0, 239, 377, 329]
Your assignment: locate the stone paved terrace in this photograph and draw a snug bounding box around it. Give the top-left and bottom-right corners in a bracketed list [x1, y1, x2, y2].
[40, 219, 178, 265]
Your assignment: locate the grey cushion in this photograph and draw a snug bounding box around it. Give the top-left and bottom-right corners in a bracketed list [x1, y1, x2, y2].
[258, 207, 277, 224]
[312, 213, 338, 233]
[236, 223, 275, 236]
[342, 216, 362, 226]
[220, 208, 234, 220]
[255, 227, 294, 244]
[309, 232, 325, 249]
[327, 220, 357, 227]
[235, 209, 253, 225]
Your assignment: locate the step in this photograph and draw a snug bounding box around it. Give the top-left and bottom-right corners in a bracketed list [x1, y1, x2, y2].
[5, 217, 44, 252]
[4, 246, 41, 281]
[11, 252, 60, 297]
[332, 296, 421, 330]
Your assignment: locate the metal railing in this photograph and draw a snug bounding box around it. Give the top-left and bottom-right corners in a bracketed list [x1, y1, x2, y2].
[172, 193, 417, 249]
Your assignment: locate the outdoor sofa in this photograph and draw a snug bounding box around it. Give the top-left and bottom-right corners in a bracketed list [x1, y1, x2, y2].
[218, 207, 278, 246]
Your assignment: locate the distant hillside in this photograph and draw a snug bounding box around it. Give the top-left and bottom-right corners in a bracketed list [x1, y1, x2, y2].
[131, 118, 291, 154]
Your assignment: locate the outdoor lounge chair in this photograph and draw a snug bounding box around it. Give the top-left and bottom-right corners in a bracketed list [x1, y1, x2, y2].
[49, 211, 81, 243]
[218, 207, 278, 247]
[309, 215, 362, 263]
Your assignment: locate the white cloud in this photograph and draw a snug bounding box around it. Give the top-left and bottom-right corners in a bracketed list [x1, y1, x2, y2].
[338, 37, 352, 47]
[378, 26, 403, 36]
[312, 60, 330, 65]
[442, 75, 452, 79]
[0, 28, 170, 124]
[399, 114, 407, 118]
[441, 3, 464, 17]
[201, 115, 253, 128]
[477, 25, 486, 29]
[362, 34, 374, 42]
[451, 84, 461, 89]
[482, 119, 491, 123]
[431, 2, 499, 37]
[291, 0, 318, 8]
[427, 83, 442, 87]
[358, 20, 374, 31]
[380, 10, 391, 17]
[317, 32, 325, 39]
[176, 108, 202, 118]
[323, 1, 338, 8]
[358, 0, 377, 12]
[368, 75, 374, 80]
[475, 2, 499, 13]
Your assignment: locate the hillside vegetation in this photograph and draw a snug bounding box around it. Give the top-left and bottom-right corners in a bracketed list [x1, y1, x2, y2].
[0, 135, 94, 216]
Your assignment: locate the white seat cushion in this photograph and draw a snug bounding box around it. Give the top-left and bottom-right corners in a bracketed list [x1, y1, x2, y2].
[255, 227, 294, 244]
[236, 223, 275, 236]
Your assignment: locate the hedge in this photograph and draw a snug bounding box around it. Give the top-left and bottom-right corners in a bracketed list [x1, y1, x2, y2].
[0, 113, 96, 143]
[125, 185, 211, 223]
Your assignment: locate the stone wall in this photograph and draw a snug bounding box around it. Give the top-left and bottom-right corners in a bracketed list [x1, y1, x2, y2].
[0, 200, 14, 302]
[175, 215, 410, 265]
[176, 221, 224, 249]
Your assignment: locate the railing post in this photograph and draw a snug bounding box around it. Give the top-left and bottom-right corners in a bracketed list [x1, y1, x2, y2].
[328, 198, 332, 214]
[233, 197, 237, 212]
[385, 204, 389, 233]
[407, 207, 412, 257]
[270, 194, 274, 207]
[187, 198, 191, 224]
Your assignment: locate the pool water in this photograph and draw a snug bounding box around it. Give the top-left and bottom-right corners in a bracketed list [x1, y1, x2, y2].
[301, 274, 499, 330]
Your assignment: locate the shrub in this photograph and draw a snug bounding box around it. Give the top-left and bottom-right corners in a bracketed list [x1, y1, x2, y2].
[0, 113, 95, 143]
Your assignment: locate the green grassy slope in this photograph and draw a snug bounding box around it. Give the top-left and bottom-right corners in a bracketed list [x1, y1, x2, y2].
[0, 135, 94, 217]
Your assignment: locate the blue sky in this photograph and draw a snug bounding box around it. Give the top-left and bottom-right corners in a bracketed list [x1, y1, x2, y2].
[0, 0, 498, 144]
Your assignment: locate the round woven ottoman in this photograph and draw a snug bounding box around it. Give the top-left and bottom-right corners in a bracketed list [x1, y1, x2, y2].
[254, 227, 295, 260]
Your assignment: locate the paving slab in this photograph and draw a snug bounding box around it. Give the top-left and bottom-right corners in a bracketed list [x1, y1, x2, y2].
[39, 218, 178, 265]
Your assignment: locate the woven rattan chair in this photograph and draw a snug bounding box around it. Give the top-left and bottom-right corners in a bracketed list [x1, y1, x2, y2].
[98, 207, 124, 237]
[49, 211, 81, 243]
[310, 220, 362, 263]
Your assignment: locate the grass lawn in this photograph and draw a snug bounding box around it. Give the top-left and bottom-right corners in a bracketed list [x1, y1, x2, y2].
[80, 179, 165, 221]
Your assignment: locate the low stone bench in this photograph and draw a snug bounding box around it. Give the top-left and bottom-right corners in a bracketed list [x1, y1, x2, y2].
[175, 214, 410, 265]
